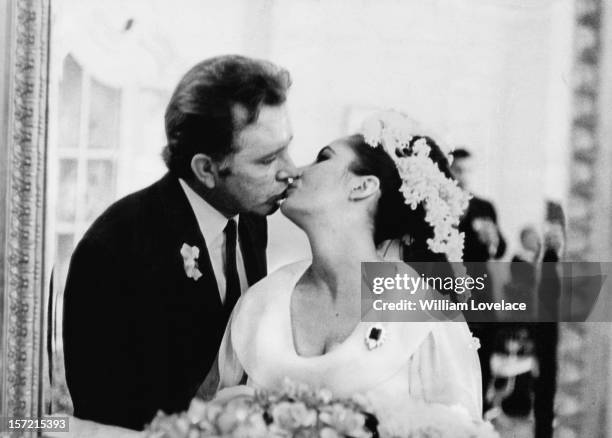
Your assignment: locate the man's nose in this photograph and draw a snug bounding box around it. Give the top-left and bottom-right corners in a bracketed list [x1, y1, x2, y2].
[276, 155, 300, 183]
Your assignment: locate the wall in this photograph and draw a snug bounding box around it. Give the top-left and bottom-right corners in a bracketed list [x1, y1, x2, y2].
[49, 0, 576, 270]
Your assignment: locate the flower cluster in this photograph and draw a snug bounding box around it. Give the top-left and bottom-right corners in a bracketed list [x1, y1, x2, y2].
[378, 401, 498, 438]
[146, 380, 499, 437]
[145, 379, 376, 438]
[361, 110, 471, 262]
[180, 243, 203, 281]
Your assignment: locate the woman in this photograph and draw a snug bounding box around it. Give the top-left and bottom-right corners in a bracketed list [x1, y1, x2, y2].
[217, 111, 483, 432]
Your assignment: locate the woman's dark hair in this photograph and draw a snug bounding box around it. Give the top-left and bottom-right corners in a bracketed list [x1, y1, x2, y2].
[346, 133, 455, 265]
[162, 55, 291, 179]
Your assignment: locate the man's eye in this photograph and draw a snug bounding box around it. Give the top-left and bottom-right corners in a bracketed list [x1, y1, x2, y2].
[261, 156, 276, 165]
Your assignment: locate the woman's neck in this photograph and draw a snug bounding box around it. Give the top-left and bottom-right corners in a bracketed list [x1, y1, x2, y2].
[305, 223, 381, 300]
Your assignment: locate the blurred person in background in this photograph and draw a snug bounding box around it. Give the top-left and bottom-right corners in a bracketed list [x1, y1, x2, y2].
[450, 148, 506, 262]
[450, 147, 507, 416]
[486, 226, 542, 423]
[533, 202, 565, 438]
[506, 225, 542, 313]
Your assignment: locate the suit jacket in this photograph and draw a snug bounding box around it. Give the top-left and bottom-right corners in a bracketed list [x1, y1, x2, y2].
[461, 196, 505, 324]
[534, 249, 559, 438]
[62, 173, 267, 430]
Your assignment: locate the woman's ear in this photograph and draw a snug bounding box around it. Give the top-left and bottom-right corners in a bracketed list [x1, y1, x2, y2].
[191, 153, 219, 189]
[349, 175, 380, 201]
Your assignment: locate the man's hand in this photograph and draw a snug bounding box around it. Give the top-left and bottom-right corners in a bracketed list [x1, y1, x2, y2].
[472, 218, 500, 256]
[543, 223, 564, 256]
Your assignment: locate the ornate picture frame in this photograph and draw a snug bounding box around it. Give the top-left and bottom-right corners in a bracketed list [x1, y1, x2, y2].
[0, 0, 610, 436]
[0, 0, 50, 430]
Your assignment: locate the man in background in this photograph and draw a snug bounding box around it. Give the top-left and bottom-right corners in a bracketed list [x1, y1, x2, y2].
[451, 147, 507, 415]
[451, 148, 506, 263]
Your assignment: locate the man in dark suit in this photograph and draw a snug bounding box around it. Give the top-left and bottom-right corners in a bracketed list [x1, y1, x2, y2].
[62, 55, 298, 430]
[451, 149, 506, 263]
[450, 148, 506, 415]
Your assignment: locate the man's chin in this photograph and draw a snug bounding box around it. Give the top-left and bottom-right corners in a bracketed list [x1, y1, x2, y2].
[249, 202, 280, 217]
[265, 203, 281, 216]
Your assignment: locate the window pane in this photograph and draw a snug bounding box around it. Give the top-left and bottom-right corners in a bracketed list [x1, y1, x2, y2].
[58, 55, 82, 149]
[88, 78, 120, 149]
[85, 159, 115, 221]
[55, 233, 75, 289]
[57, 159, 78, 222]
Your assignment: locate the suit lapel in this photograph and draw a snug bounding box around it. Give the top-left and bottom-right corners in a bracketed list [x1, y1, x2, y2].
[156, 173, 222, 310]
[155, 173, 267, 301]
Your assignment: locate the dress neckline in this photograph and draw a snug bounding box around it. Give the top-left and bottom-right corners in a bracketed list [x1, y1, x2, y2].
[286, 262, 365, 360]
[228, 260, 440, 398]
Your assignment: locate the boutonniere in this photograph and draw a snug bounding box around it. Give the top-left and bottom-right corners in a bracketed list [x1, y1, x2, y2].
[180, 243, 202, 281]
[365, 324, 386, 350]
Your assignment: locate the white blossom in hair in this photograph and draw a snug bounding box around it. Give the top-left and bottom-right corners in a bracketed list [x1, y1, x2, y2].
[360, 110, 471, 262]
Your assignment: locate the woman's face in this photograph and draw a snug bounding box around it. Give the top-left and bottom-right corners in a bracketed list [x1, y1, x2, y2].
[280, 137, 363, 221]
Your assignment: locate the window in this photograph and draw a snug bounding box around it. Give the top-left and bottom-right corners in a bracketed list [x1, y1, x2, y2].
[54, 54, 121, 288]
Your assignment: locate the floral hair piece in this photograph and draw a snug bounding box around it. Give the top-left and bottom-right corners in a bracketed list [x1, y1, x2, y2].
[360, 110, 471, 262]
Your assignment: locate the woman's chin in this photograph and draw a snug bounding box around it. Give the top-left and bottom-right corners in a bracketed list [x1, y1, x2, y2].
[279, 198, 292, 216]
[279, 197, 299, 221]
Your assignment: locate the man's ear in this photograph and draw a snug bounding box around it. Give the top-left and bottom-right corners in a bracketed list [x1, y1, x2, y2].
[349, 175, 380, 201]
[191, 153, 219, 189]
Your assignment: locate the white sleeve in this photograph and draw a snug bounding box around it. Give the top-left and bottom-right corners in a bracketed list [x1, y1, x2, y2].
[217, 312, 245, 391]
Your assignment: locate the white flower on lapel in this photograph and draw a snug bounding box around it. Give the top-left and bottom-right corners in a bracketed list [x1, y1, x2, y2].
[180, 243, 202, 281]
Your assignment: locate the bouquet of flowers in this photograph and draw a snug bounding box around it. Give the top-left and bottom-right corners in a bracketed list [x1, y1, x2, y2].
[145, 380, 377, 438]
[145, 380, 498, 438]
[376, 402, 499, 438]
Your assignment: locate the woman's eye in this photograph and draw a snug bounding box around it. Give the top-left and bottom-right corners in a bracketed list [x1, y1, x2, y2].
[315, 153, 329, 163]
[261, 156, 276, 165]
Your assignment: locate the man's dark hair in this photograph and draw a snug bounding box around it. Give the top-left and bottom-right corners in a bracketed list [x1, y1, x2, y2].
[162, 55, 291, 179]
[450, 147, 471, 160]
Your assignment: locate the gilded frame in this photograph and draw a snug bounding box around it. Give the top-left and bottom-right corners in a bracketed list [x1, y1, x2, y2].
[557, 0, 612, 437]
[0, 0, 610, 436]
[0, 0, 50, 432]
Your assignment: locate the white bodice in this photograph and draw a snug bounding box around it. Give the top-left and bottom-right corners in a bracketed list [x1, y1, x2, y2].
[218, 260, 483, 424]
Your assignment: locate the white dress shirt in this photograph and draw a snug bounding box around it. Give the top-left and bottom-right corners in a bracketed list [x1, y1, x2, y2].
[179, 179, 248, 303]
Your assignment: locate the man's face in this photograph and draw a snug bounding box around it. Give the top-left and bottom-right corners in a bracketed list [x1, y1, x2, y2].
[214, 104, 297, 216]
[450, 157, 472, 190]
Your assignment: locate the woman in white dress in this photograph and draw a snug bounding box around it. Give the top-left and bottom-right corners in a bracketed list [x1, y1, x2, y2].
[217, 111, 483, 432]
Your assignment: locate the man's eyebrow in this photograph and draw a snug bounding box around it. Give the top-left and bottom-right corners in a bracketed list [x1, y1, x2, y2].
[260, 143, 290, 159]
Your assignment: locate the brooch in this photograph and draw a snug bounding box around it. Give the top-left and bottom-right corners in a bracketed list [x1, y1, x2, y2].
[365, 324, 386, 350]
[180, 243, 203, 281]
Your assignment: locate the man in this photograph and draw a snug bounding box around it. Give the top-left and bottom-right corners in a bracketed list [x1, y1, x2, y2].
[450, 148, 506, 416]
[451, 148, 506, 263]
[62, 55, 298, 430]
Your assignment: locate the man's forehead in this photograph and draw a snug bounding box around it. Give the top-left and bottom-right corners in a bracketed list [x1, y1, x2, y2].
[231, 103, 290, 129]
[233, 104, 293, 154]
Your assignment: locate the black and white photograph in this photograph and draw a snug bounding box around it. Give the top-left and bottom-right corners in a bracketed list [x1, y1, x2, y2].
[1, 0, 612, 437]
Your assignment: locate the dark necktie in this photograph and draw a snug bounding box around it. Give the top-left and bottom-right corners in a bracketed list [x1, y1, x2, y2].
[196, 219, 246, 398]
[224, 219, 241, 314]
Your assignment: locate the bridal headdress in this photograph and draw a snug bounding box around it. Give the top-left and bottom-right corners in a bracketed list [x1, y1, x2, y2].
[360, 110, 471, 262]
